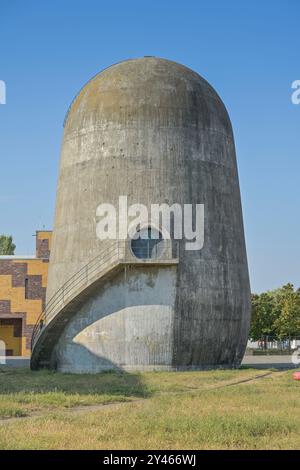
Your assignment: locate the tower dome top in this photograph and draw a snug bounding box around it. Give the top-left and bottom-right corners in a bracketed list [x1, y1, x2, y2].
[63, 57, 231, 137]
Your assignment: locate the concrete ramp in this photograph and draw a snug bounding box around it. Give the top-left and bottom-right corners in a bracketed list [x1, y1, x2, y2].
[31, 240, 178, 370]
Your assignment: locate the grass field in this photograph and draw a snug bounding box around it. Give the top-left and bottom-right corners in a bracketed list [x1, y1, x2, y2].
[0, 367, 299, 449]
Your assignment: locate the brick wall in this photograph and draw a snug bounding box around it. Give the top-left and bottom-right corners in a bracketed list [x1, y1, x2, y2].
[0, 231, 52, 356]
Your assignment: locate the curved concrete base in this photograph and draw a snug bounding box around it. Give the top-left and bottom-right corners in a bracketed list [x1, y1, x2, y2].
[52, 266, 177, 373]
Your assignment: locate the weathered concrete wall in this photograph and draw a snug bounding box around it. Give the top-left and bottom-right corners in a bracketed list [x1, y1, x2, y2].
[53, 266, 177, 373]
[45, 57, 251, 370]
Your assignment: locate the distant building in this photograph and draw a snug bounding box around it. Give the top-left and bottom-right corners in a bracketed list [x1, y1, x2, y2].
[0, 231, 52, 356]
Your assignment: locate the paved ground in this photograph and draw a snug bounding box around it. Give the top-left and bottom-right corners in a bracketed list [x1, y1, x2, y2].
[0, 357, 30, 368]
[0, 355, 299, 370]
[242, 355, 298, 369]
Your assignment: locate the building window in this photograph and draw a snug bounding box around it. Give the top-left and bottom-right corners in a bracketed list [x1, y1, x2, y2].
[24, 278, 29, 299]
[131, 227, 164, 259]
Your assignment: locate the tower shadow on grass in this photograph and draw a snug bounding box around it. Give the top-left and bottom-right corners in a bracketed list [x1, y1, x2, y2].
[0, 360, 151, 401]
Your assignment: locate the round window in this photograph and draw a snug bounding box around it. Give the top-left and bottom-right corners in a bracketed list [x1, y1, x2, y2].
[131, 227, 164, 259]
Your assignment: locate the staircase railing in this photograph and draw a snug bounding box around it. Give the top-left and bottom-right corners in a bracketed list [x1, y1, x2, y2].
[31, 239, 178, 351]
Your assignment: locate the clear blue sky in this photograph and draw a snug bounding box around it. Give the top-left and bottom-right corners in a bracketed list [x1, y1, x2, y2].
[0, 0, 299, 293]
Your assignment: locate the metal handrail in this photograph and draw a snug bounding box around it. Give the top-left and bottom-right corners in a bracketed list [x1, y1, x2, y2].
[31, 238, 179, 351]
[31, 240, 119, 349]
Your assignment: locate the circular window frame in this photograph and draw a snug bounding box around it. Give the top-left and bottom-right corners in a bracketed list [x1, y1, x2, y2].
[129, 225, 166, 260]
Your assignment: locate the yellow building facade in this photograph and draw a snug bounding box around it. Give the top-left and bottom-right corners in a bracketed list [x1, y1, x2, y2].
[0, 231, 52, 357]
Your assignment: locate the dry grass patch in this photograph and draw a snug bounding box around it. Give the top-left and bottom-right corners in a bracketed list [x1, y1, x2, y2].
[0, 368, 299, 449]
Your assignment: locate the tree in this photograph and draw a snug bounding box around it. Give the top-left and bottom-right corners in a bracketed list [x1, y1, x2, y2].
[0, 235, 16, 255]
[250, 284, 300, 351]
[249, 292, 279, 348]
[274, 283, 300, 341]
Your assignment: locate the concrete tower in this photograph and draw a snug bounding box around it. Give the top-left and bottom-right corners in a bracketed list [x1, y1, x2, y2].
[31, 57, 251, 372]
